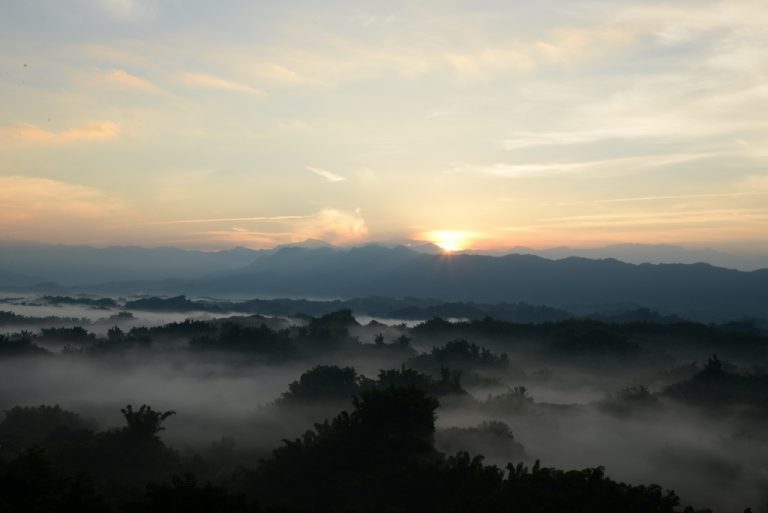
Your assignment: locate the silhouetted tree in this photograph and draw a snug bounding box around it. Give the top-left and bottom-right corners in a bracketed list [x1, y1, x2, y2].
[0, 447, 111, 513]
[121, 405, 176, 440]
[137, 474, 262, 513]
[0, 405, 96, 458]
[279, 365, 367, 403]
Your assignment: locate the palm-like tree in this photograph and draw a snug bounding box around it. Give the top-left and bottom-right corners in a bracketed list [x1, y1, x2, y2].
[120, 404, 175, 439]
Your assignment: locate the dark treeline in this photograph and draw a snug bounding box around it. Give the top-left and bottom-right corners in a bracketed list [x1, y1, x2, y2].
[3, 308, 768, 403]
[6, 293, 573, 322]
[8, 293, 768, 328]
[3, 308, 768, 363]
[1, 388, 717, 513]
[2, 308, 768, 511]
[0, 308, 134, 330]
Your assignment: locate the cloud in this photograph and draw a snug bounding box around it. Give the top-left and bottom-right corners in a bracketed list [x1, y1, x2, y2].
[134, 208, 367, 249]
[295, 208, 368, 244]
[198, 227, 291, 247]
[86, 0, 156, 21]
[250, 62, 310, 85]
[501, 125, 706, 150]
[239, 11, 637, 85]
[535, 27, 634, 64]
[442, 27, 633, 80]
[348, 14, 398, 28]
[306, 166, 347, 182]
[737, 173, 768, 193]
[534, 209, 768, 231]
[139, 215, 308, 226]
[2, 122, 121, 144]
[454, 152, 714, 179]
[500, 121, 766, 151]
[105, 69, 160, 92]
[0, 176, 122, 232]
[549, 191, 768, 207]
[180, 72, 265, 96]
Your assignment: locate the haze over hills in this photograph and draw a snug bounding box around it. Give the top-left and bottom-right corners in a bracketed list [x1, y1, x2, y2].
[2, 241, 766, 320]
[0, 241, 263, 285]
[2, 240, 766, 287]
[480, 244, 768, 272]
[0, 239, 349, 286]
[193, 246, 768, 319]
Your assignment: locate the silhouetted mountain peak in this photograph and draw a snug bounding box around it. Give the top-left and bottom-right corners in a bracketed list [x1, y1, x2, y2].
[275, 239, 337, 250]
[409, 242, 445, 255]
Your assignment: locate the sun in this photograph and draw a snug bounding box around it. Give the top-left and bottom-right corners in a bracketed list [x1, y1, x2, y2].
[429, 230, 471, 252]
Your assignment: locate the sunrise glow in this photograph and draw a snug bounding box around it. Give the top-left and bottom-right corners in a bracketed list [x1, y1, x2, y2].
[429, 231, 472, 252]
[1, 1, 767, 253]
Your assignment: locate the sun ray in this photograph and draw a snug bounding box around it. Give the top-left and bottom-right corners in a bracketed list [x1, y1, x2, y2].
[427, 230, 472, 252]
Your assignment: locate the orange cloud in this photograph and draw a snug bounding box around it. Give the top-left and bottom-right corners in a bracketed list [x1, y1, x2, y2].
[106, 69, 161, 92]
[251, 61, 309, 84]
[200, 228, 291, 247]
[535, 27, 635, 64]
[0, 176, 123, 238]
[296, 208, 368, 244]
[3, 122, 120, 144]
[182, 209, 368, 248]
[180, 72, 265, 96]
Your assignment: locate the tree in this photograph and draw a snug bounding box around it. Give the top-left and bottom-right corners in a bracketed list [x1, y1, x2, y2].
[279, 365, 365, 403]
[121, 405, 176, 440]
[702, 354, 724, 377]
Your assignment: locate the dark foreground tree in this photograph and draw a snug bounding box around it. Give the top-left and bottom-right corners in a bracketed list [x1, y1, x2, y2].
[237, 386, 711, 513]
[129, 474, 262, 513]
[0, 394, 722, 513]
[0, 448, 111, 513]
[278, 365, 366, 403]
[121, 405, 176, 440]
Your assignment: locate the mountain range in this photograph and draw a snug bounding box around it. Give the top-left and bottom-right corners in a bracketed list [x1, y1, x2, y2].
[1, 241, 766, 320]
[486, 243, 768, 271]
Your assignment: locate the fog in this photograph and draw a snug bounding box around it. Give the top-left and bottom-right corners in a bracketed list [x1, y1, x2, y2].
[1, 296, 767, 512]
[437, 396, 768, 512]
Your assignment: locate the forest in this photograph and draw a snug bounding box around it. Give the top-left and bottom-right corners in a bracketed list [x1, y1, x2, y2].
[1, 296, 767, 512]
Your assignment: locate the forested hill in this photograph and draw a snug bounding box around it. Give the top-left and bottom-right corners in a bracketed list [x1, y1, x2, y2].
[2, 244, 767, 319]
[187, 246, 768, 318]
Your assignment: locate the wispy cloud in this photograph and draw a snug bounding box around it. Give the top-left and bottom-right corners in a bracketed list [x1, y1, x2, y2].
[105, 69, 160, 92]
[348, 14, 398, 28]
[502, 127, 684, 150]
[0, 176, 122, 229]
[86, 0, 156, 21]
[501, 114, 768, 152]
[495, 208, 768, 245]
[445, 26, 634, 80]
[249, 61, 311, 85]
[454, 152, 714, 179]
[138, 216, 308, 226]
[185, 209, 367, 248]
[307, 166, 347, 182]
[2, 122, 121, 144]
[180, 72, 265, 96]
[548, 191, 768, 206]
[535, 209, 768, 229]
[296, 208, 367, 244]
[199, 227, 292, 247]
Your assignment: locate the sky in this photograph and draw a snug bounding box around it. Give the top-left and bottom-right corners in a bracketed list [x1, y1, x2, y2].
[1, 0, 767, 252]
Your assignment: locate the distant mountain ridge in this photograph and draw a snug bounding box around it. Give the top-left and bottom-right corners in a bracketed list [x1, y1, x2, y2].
[1, 241, 767, 319]
[465, 243, 768, 271]
[0, 242, 263, 285]
[187, 245, 767, 318]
